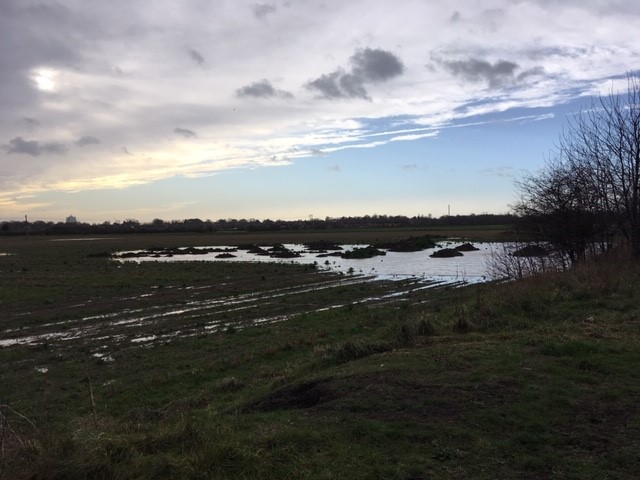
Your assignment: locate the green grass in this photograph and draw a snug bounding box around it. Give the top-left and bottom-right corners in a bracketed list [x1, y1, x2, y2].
[1, 233, 639, 479]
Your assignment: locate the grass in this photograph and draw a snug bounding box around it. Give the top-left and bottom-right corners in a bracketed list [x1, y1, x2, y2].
[1, 232, 639, 478]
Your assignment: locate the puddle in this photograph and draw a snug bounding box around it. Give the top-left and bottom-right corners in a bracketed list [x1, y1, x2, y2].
[131, 335, 157, 343]
[92, 352, 115, 362]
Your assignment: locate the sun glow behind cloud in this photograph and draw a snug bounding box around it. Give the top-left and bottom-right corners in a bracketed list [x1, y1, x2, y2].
[31, 68, 57, 92]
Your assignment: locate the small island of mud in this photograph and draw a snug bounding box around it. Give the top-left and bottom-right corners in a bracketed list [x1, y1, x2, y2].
[455, 242, 480, 252]
[375, 235, 438, 252]
[341, 245, 386, 259]
[430, 248, 464, 258]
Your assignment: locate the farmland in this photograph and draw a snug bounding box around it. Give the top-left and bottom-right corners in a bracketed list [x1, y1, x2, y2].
[1, 228, 639, 479]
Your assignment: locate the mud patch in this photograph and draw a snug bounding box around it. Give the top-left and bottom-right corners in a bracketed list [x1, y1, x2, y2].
[244, 372, 519, 421]
[245, 379, 340, 411]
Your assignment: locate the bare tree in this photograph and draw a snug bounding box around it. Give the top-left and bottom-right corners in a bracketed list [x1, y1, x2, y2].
[514, 74, 640, 260]
[560, 74, 640, 255]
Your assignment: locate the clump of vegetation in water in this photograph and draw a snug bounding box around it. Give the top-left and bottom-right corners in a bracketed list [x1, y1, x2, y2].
[305, 241, 343, 252]
[430, 248, 463, 258]
[376, 235, 438, 252]
[455, 242, 480, 252]
[268, 244, 301, 258]
[341, 245, 386, 259]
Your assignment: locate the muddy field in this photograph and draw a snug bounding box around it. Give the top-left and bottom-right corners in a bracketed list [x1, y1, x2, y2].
[0, 231, 471, 352]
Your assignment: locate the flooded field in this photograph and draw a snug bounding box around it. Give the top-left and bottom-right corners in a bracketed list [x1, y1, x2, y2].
[117, 241, 499, 284]
[0, 234, 498, 355]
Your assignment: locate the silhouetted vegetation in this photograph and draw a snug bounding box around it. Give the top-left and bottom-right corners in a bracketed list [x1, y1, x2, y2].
[0, 213, 516, 236]
[430, 248, 463, 258]
[513, 74, 640, 260]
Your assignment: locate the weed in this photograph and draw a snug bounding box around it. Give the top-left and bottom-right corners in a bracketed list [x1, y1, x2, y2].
[215, 377, 244, 392]
[335, 339, 392, 363]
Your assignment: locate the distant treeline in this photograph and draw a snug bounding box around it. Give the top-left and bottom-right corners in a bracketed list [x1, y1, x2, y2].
[0, 213, 516, 236]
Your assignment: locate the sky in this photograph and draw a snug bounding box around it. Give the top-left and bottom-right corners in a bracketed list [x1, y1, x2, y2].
[1, 0, 639, 223]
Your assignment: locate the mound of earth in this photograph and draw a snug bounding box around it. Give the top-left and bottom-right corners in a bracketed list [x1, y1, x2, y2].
[455, 243, 480, 252]
[430, 248, 463, 258]
[245, 246, 270, 256]
[316, 252, 343, 258]
[305, 241, 343, 252]
[215, 253, 236, 259]
[341, 245, 386, 259]
[376, 235, 438, 252]
[268, 244, 301, 258]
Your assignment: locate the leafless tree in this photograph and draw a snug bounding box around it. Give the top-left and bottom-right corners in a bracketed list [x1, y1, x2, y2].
[513, 74, 640, 260]
[561, 74, 640, 254]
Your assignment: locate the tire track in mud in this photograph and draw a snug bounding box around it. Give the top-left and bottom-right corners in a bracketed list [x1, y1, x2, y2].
[0, 275, 462, 350]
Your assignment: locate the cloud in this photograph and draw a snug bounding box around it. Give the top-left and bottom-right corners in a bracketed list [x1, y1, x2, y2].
[22, 117, 40, 128]
[174, 127, 197, 138]
[478, 166, 515, 177]
[439, 58, 522, 88]
[350, 48, 404, 83]
[328, 164, 342, 172]
[306, 48, 403, 100]
[338, 73, 369, 100]
[402, 164, 418, 171]
[390, 131, 439, 142]
[236, 79, 293, 99]
[3, 137, 68, 156]
[76, 135, 101, 147]
[306, 71, 347, 99]
[450, 11, 461, 23]
[187, 47, 205, 67]
[120, 146, 132, 155]
[251, 3, 276, 19]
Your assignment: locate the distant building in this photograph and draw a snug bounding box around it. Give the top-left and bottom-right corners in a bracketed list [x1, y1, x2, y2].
[66, 215, 78, 224]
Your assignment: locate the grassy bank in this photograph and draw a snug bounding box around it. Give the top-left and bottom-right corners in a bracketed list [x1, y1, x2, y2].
[1, 234, 639, 478]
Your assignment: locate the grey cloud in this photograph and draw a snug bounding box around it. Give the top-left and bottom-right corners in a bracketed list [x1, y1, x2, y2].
[306, 48, 403, 100]
[236, 79, 293, 99]
[120, 146, 132, 155]
[251, 3, 277, 18]
[516, 66, 545, 82]
[306, 71, 345, 99]
[22, 117, 40, 128]
[187, 47, 205, 67]
[328, 165, 341, 172]
[0, 1, 80, 111]
[402, 164, 418, 171]
[339, 73, 369, 100]
[3, 136, 68, 156]
[76, 135, 101, 147]
[450, 11, 461, 23]
[441, 58, 520, 88]
[174, 127, 197, 138]
[350, 48, 404, 82]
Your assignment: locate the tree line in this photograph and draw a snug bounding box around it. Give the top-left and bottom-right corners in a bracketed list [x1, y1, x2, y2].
[0, 213, 517, 236]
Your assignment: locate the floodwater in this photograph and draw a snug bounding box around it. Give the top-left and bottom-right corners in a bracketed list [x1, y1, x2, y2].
[119, 242, 500, 284]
